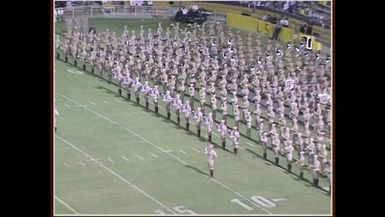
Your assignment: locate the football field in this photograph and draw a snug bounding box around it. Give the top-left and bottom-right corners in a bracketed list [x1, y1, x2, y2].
[54, 17, 331, 215]
[54, 61, 331, 215]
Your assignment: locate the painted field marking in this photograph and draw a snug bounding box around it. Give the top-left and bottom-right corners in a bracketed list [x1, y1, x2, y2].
[157, 150, 174, 153]
[86, 158, 100, 162]
[121, 156, 130, 162]
[89, 101, 97, 105]
[107, 157, 115, 163]
[56, 93, 272, 215]
[247, 142, 256, 147]
[64, 104, 71, 108]
[56, 135, 175, 214]
[57, 92, 188, 166]
[179, 149, 186, 155]
[136, 155, 144, 160]
[192, 147, 201, 153]
[271, 198, 287, 202]
[66, 68, 84, 75]
[151, 153, 158, 158]
[55, 196, 80, 214]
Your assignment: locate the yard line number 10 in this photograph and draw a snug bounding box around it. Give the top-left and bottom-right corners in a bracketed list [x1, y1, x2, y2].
[230, 196, 276, 211]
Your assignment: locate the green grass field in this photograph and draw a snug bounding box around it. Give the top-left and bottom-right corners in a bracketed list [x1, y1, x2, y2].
[54, 18, 331, 215]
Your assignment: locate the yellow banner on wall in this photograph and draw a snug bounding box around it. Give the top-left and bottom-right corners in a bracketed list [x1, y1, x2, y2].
[227, 13, 293, 43]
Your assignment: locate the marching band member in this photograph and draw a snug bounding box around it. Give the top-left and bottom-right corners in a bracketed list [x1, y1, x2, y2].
[122, 72, 132, 100]
[173, 94, 183, 124]
[217, 120, 227, 149]
[311, 155, 320, 186]
[323, 160, 331, 195]
[267, 106, 275, 126]
[210, 94, 217, 121]
[178, 80, 186, 103]
[193, 107, 203, 137]
[260, 131, 268, 159]
[229, 127, 240, 154]
[253, 104, 261, 129]
[142, 81, 151, 109]
[230, 92, 238, 112]
[132, 77, 142, 104]
[150, 85, 160, 113]
[296, 151, 305, 178]
[199, 87, 206, 115]
[221, 100, 228, 126]
[189, 84, 195, 111]
[205, 112, 214, 142]
[182, 100, 192, 130]
[283, 140, 294, 172]
[54, 103, 59, 133]
[163, 90, 172, 119]
[233, 104, 240, 129]
[272, 134, 281, 165]
[205, 143, 217, 177]
[245, 111, 252, 137]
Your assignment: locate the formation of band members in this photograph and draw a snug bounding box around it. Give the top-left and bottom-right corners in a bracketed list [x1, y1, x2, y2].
[56, 20, 331, 186]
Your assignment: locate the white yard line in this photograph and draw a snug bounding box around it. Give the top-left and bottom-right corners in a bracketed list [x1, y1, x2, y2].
[115, 99, 123, 103]
[102, 100, 108, 104]
[178, 149, 187, 155]
[56, 135, 176, 214]
[64, 104, 71, 108]
[89, 101, 97, 105]
[56, 92, 273, 215]
[121, 156, 130, 162]
[78, 161, 86, 167]
[151, 153, 158, 158]
[192, 147, 201, 153]
[55, 196, 80, 214]
[63, 163, 71, 168]
[107, 158, 115, 163]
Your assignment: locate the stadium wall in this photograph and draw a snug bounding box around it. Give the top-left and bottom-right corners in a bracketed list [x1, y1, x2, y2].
[226, 13, 293, 43]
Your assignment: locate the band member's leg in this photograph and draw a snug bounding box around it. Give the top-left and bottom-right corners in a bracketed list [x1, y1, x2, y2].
[176, 110, 180, 124]
[167, 105, 171, 119]
[136, 92, 140, 104]
[155, 102, 159, 113]
[287, 161, 292, 172]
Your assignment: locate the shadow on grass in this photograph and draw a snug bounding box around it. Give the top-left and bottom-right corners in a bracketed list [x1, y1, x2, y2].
[95, 85, 120, 98]
[185, 165, 209, 176]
